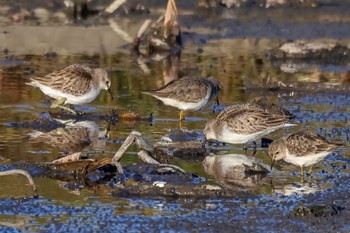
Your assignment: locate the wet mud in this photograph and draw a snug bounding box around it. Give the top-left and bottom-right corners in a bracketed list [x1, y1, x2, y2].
[0, 0, 350, 232]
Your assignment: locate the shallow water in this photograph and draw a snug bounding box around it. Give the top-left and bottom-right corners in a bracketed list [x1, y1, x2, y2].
[0, 0, 350, 232]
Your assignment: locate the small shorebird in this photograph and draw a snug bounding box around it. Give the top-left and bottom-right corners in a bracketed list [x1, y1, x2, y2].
[203, 102, 295, 150]
[268, 130, 340, 176]
[142, 76, 221, 121]
[26, 64, 112, 114]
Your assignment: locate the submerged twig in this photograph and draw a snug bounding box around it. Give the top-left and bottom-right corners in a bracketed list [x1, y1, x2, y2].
[137, 19, 153, 39]
[108, 18, 133, 43]
[0, 169, 38, 198]
[105, 0, 127, 14]
[137, 57, 151, 75]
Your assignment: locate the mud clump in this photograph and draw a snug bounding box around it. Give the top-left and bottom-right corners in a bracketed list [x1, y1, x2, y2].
[6, 117, 65, 132]
[293, 204, 345, 217]
[220, 0, 317, 8]
[154, 145, 207, 163]
[269, 41, 350, 60]
[153, 129, 207, 163]
[268, 41, 350, 73]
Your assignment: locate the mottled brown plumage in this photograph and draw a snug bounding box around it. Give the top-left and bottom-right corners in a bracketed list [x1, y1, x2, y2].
[204, 103, 294, 145]
[215, 103, 292, 135]
[283, 131, 337, 157]
[268, 130, 340, 175]
[250, 99, 295, 119]
[143, 76, 220, 103]
[26, 64, 111, 106]
[142, 76, 221, 121]
[31, 64, 97, 96]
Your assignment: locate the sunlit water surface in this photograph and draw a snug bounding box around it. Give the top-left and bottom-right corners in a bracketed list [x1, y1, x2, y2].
[0, 5, 350, 231]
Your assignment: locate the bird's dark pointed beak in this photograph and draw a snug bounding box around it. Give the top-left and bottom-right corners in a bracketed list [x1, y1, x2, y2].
[107, 88, 114, 100]
[202, 137, 209, 148]
[270, 159, 275, 170]
[203, 138, 208, 145]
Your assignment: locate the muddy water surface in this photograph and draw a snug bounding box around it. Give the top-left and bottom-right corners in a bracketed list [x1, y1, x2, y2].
[0, 1, 350, 232]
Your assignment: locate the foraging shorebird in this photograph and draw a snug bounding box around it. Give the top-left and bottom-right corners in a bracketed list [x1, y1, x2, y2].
[204, 102, 295, 150]
[142, 76, 221, 121]
[268, 130, 340, 176]
[26, 64, 112, 114]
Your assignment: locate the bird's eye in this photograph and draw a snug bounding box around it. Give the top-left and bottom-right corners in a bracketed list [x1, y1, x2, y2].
[106, 81, 110, 85]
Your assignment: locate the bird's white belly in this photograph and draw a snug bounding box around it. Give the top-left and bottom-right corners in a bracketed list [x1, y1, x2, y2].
[217, 123, 294, 144]
[284, 150, 330, 167]
[38, 85, 100, 105]
[218, 129, 266, 144]
[154, 91, 211, 111]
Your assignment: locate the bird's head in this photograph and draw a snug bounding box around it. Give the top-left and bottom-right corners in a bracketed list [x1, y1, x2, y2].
[268, 139, 286, 169]
[95, 68, 111, 91]
[203, 119, 217, 140]
[95, 68, 113, 99]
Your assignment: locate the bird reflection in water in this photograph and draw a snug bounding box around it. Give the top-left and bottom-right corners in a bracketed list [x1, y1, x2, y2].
[29, 120, 108, 155]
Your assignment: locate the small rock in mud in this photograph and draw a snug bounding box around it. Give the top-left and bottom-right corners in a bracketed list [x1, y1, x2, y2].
[44, 51, 58, 58]
[3, 48, 9, 55]
[154, 129, 207, 162]
[160, 129, 205, 142]
[268, 41, 350, 61]
[123, 163, 195, 184]
[244, 78, 350, 94]
[126, 3, 150, 15]
[220, 0, 317, 8]
[267, 40, 350, 73]
[293, 204, 345, 217]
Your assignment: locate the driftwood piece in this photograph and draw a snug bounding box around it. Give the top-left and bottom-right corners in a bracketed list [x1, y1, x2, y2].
[131, 0, 182, 56]
[105, 0, 127, 14]
[0, 169, 38, 198]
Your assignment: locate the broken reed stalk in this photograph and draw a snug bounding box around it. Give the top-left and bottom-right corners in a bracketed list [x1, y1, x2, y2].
[137, 57, 151, 75]
[164, 0, 180, 38]
[0, 169, 38, 198]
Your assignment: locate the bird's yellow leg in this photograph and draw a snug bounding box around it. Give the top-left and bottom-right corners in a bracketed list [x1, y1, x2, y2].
[307, 166, 313, 176]
[179, 120, 184, 129]
[51, 97, 77, 115]
[51, 97, 66, 108]
[59, 105, 78, 115]
[179, 110, 185, 121]
[300, 166, 304, 177]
